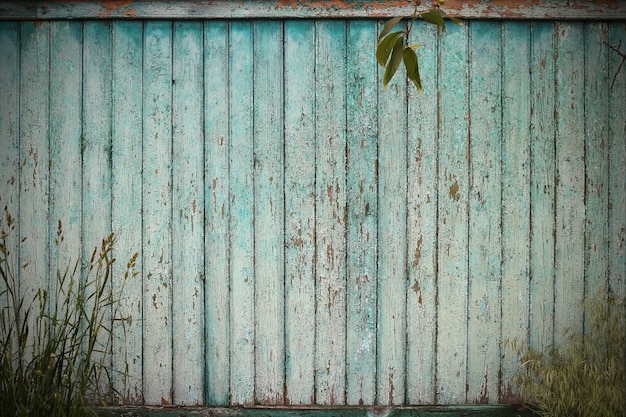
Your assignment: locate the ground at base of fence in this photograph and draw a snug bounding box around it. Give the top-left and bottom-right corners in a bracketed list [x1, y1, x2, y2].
[98, 405, 535, 417]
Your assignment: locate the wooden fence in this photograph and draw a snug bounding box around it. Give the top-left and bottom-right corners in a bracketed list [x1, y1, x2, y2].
[0, 1, 625, 408]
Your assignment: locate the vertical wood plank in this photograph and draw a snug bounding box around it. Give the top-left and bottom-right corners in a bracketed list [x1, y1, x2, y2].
[18, 21, 50, 355]
[436, 21, 469, 405]
[315, 20, 347, 406]
[0, 22, 20, 279]
[376, 19, 407, 406]
[253, 20, 285, 405]
[608, 22, 626, 303]
[229, 20, 255, 406]
[142, 20, 173, 405]
[583, 23, 610, 329]
[554, 21, 585, 345]
[111, 20, 143, 403]
[529, 21, 556, 351]
[49, 19, 82, 326]
[467, 20, 502, 405]
[406, 20, 438, 405]
[345, 19, 377, 406]
[204, 20, 231, 406]
[500, 21, 531, 399]
[82, 20, 112, 303]
[284, 19, 316, 406]
[172, 21, 204, 405]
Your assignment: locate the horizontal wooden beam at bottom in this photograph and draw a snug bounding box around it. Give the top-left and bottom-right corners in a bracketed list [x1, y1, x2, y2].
[1, 0, 626, 20]
[97, 405, 534, 417]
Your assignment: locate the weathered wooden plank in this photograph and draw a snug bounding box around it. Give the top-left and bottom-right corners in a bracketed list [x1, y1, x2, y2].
[315, 19, 348, 406]
[18, 20, 50, 356]
[554, 21, 586, 346]
[466, 20, 502, 405]
[142, 20, 173, 406]
[345, 19, 378, 406]
[172, 21, 205, 405]
[111, 20, 144, 403]
[583, 23, 610, 324]
[406, 20, 438, 406]
[49, 19, 82, 332]
[0, 21, 20, 313]
[499, 21, 531, 401]
[528, 21, 556, 352]
[3, 0, 626, 20]
[229, 20, 256, 406]
[376, 19, 407, 407]
[284, 19, 316, 406]
[204, 19, 231, 406]
[608, 22, 626, 302]
[253, 20, 286, 405]
[436, 20, 469, 405]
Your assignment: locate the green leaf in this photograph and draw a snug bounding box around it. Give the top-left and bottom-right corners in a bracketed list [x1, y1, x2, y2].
[421, 9, 447, 30]
[403, 47, 422, 92]
[383, 37, 405, 89]
[376, 31, 403, 67]
[439, 9, 463, 25]
[378, 16, 404, 42]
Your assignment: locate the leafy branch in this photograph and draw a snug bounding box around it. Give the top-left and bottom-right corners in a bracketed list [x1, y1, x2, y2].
[376, 0, 461, 91]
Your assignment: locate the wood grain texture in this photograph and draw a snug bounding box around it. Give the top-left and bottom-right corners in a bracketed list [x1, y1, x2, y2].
[229, 20, 256, 406]
[406, 20, 438, 406]
[1, 18, 625, 408]
[253, 20, 286, 405]
[436, 21, 469, 405]
[171, 21, 205, 405]
[204, 19, 231, 406]
[284, 19, 317, 406]
[467, 20, 502, 405]
[500, 21, 531, 399]
[314, 19, 348, 406]
[111, 20, 144, 404]
[529, 21, 556, 352]
[346, 19, 378, 407]
[2, 1, 626, 20]
[142, 20, 173, 406]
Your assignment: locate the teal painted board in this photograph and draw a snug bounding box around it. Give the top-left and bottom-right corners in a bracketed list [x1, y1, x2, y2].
[204, 19, 231, 406]
[253, 20, 286, 405]
[608, 23, 626, 302]
[583, 22, 611, 327]
[345, 19, 378, 406]
[554, 22, 586, 346]
[18, 21, 50, 354]
[436, 21, 469, 405]
[229, 20, 256, 406]
[406, 20, 438, 405]
[376, 19, 408, 407]
[466, 20, 502, 405]
[284, 19, 317, 406]
[172, 21, 205, 405]
[111, 20, 144, 404]
[314, 20, 348, 406]
[500, 21, 531, 397]
[528, 21, 556, 352]
[143, 20, 174, 405]
[49, 20, 82, 328]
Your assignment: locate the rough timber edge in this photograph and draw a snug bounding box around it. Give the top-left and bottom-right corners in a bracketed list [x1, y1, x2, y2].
[97, 405, 534, 417]
[1, 0, 626, 20]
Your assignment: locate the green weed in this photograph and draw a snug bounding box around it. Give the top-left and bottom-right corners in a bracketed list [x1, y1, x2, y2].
[0, 208, 137, 417]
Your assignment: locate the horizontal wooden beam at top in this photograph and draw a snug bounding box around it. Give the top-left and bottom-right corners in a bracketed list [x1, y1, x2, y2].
[1, 0, 626, 20]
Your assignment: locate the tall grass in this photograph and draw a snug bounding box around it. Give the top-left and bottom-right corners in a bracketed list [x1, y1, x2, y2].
[0, 208, 137, 417]
[509, 291, 625, 417]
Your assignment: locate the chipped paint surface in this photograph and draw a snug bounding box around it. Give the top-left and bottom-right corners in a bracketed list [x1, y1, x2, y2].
[1, 0, 626, 19]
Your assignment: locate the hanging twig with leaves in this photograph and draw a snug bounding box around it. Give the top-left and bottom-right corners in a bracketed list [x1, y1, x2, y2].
[376, 0, 461, 91]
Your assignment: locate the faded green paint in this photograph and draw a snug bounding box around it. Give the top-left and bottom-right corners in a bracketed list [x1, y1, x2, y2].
[0, 18, 625, 409]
